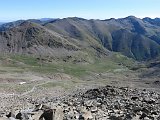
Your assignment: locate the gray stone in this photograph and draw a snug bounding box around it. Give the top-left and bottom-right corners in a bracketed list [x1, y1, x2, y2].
[53, 106, 64, 120]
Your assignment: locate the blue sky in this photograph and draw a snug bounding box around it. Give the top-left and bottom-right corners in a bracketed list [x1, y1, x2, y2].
[0, 0, 160, 22]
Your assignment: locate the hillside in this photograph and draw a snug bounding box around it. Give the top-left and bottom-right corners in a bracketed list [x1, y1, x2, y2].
[43, 16, 160, 60]
[0, 17, 160, 119]
[1, 16, 160, 61]
[0, 21, 96, 63]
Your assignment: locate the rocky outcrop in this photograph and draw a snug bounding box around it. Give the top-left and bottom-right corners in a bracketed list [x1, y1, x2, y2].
[0, 85, 160, 120]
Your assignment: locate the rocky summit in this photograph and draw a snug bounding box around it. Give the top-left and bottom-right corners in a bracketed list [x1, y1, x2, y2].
[0, 85, 159, 120]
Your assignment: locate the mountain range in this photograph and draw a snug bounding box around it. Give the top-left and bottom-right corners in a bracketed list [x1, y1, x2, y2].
[0, 16, 160, 61]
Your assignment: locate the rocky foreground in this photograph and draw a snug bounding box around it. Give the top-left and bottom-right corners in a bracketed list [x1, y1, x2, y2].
[0, 85, 160, 120]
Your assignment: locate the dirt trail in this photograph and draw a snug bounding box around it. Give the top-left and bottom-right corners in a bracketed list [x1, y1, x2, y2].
[20, 81, 50, 96]
[0, 75, 50, 97]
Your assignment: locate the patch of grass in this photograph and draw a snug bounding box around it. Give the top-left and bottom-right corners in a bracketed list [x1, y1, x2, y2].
[61, 59, 121, 77]
[0, 54, 132, 78]
[0, 83, 11, 88]
[40, 82, 61, 88]
[40, 81, 74, 90]
[109, 53, 137, 69]
[14, 84, 34, 93]
[0, 69, 7, 74]
[10, 54, 40, 66]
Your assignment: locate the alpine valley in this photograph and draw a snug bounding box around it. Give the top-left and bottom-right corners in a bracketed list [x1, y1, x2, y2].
[0, 16, 160, 120]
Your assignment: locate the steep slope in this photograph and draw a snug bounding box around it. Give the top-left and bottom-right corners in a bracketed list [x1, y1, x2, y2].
[0, 18, 57, 31]
[44, 16, 160, 60]
[143, 17, 160, 27]
[1, 16, 160, 61]
[0, 21, 82, 58]
[105, 16, 160, 60]
[0, 21, 112, 64]
[44, 18, 106, 48]
[43, 17, 111, 58]
[0, 20, 25, 31]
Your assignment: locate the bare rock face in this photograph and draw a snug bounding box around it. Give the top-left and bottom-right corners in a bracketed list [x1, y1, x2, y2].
[1, 85, 160, 120]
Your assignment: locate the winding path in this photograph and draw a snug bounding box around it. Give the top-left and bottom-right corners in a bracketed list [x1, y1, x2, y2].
[20, 81, 51, 96]
[0, 81, 51, 97]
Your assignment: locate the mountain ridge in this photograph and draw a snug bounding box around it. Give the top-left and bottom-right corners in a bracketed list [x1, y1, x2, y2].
[0, 16, 160, 61]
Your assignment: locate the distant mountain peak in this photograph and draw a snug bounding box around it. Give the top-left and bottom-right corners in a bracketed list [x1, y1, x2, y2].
[125, 15, 138, 19]
[1, 16, 160, 61]
[103, 18, 116, 21]
[122, 16, 143, 23]
[63, 17, 87, 21]
[39, 18, 54, 21]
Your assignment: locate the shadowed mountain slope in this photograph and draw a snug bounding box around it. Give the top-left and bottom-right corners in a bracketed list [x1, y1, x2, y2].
[1, 16, 160, 61]
[0, 21, 111, 64]
[43, 16, 160, 60]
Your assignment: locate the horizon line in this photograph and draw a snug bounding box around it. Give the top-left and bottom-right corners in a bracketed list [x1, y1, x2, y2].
[0, 15, 160, 23]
